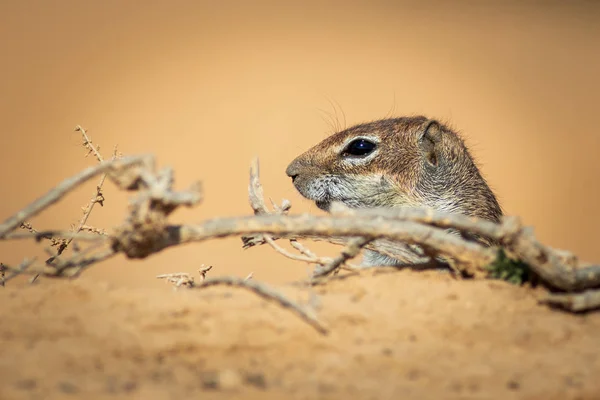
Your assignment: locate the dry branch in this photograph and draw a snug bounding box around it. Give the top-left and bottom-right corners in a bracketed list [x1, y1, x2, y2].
[0, 155, 153, 238]
[193, 276, 328, 334]
[245, 159, 371, 278]
[61, 142, 117, 253]
[3, 148, 600, 312]
[541, 289, 600, 312]
[312, 237, 372, 278]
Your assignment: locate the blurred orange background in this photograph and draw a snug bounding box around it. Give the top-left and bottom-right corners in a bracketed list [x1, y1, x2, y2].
[1, 1, 599, 287]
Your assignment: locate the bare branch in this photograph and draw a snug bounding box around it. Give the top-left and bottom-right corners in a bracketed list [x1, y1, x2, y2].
[2, 248, 116, 280]
[165, 216, 495, 276]
[328, 203, 519, 244]
[75, 125, 104, 162]
[540, 289, 600, 312]
[20, 222, 67, 251]
[157, 272, 195, 287]
[506, 227, 600, 291]
[313, 237, 372, 279]
[194, 276, 328, 334]
[0, 155, 152, 238]
[6, 230, 106, 241]
[248, 158, 269, 215]
[3, 148, 599, 313]
[263, 235, 328, 265]
[289, 239, 319, 259]
[60, 142, 119, 255]
[2, 258, 37, 283]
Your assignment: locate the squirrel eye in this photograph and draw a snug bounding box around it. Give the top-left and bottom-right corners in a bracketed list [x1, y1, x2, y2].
[342, 139, 377, 157]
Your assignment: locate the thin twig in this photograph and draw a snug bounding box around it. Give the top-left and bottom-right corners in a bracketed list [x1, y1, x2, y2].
[6, 231, 106, 241]
[60, 143, 118, 255]
[199, 265, 212, 280]
[289, 239, 319, 259]
[248, 158, 269, 215]
[0, 155, 152, 238]
[246, 159, 366, 274]
[157, 272, 195, 287]
[264, 235, 328, 265]
[76, 125, 104, 162]
[3, 151, 600, 313]
[313, 237, 372, 279]
[194, 276, 328, 334]
[2, 248, 116, 280]
[2, 258, 37, 283]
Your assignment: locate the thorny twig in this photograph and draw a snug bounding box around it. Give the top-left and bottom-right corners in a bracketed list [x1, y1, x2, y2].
[21, 129, 118, 282]
[20, 222, 67, 253]
[77, 125, 104, 162]
[0, 155, 153, 238]
[60, 138, 118, 255]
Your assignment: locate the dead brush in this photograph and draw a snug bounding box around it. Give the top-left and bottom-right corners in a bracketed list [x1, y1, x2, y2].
[1, 126, 600, 335]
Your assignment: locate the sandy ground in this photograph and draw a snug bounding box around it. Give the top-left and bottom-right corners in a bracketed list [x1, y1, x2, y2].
[1, 268, 599, 400]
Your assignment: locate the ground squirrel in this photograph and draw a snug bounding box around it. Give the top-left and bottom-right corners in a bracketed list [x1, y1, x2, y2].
[285, 116, 502, 266]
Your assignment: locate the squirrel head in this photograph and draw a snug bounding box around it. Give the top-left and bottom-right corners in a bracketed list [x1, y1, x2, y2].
[286, 116, 502, 223]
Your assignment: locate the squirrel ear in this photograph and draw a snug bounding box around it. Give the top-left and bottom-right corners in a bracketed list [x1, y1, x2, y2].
[419, 120, 442, 167]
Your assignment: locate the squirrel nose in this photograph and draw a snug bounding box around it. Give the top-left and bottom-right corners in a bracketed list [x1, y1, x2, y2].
[286, 161, 300, 181]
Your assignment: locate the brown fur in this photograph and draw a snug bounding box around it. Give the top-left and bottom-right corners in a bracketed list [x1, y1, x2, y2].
[286, 116, 502, 265]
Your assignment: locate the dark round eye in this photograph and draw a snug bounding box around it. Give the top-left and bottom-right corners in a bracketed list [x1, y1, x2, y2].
[342, 139, 377, 157]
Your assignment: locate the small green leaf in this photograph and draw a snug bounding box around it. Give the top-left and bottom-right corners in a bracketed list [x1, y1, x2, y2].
[485, 249, 530, 285]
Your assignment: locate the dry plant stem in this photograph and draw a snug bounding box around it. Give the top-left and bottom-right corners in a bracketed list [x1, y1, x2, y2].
[171, 215, 495, 273]
[2, 248, 116, 280]
[243, 204, 600, 292]
[61, 144, 118, 254]
[0, 155, 151, 238]
[2, 258, 37, 283]
[312, 237, 372, 279]
[76, 125, 104, 162]
[20, 222, 67, 250]
[49, 247, 117, 277]
[4, 150, 600, 311]
[199, 265, 213, 280]
[248, 158, 269, 215]
[329, 205, 520, 242]
[195, 276, 327, 335]
[247, 159, 393, 275]
[332, 206, 600, 290]
[264, 235, 329, 265]
[80, 225, 107, 235]
[541, 289, 600, 312]
[506, 227, 600, 292]
[289, 239, 319, 259]
[156, 272, 195, 287]
[6, 231, 104, 241]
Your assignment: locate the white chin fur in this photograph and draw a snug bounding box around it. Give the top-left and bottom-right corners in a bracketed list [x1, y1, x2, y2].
[302, 174, 393, 209]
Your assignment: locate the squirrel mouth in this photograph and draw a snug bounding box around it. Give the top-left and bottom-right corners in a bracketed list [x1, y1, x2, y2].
[314, 200, 331, 211]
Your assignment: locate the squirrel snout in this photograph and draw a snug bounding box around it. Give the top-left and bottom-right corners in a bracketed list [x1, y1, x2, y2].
[285, 160, 301, 182]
